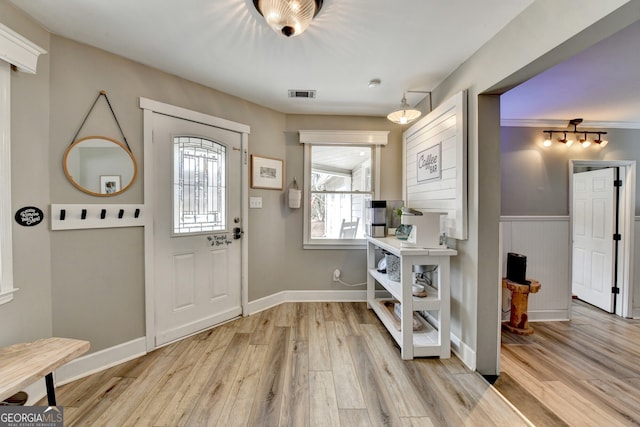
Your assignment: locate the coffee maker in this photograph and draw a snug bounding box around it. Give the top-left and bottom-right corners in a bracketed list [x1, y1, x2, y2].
[400, 209, 445, 248]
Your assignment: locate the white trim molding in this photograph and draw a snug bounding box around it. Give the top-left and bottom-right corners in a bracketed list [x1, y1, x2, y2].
[299, 130, 389, 145]
[0, 62, 14, 305]
[0, 22, 47, 73]
[0, 27, 45, 305]
[501, 118, 640, 130]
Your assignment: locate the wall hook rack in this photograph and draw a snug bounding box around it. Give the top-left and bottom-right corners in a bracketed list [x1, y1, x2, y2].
[51, 204, 144, 230]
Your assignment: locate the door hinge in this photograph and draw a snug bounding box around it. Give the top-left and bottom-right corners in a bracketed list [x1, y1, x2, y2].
[614, 179, 622, 187]
[613, 233, 622, 241]
[612, 287, 620, 294]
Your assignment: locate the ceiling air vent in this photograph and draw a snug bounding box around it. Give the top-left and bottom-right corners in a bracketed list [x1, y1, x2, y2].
[288, 90, 316, 99]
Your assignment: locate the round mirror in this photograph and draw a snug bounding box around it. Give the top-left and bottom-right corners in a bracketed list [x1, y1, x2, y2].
[63, 136, 137, 196]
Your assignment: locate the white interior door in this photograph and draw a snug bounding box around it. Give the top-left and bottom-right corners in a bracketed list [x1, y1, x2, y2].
[572, 168, 616, 312]
[153, 113, 242, 346]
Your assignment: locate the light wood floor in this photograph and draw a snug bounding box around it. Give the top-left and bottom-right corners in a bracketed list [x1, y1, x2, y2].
[43, 302, 528, 426]
[497, 299, 640, 427]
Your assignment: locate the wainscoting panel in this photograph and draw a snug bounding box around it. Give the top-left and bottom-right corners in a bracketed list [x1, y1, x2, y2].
[501, 216, 571, 321]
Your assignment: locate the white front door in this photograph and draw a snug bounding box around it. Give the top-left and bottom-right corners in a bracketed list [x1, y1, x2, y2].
[153, 113, 242, 346]
[572, 168, 616, 312]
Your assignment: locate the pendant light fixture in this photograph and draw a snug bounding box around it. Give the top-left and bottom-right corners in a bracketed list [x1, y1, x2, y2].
[253, 0, 323, 37]
[387, 93, 422, 125]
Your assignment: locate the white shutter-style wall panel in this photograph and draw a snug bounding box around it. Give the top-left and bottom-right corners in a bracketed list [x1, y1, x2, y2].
[403, 91, 467, 239]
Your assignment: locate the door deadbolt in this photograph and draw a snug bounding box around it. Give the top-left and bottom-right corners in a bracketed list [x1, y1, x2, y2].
[233, 227, 244, 239]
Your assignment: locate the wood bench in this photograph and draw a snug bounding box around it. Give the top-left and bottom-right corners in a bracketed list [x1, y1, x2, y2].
[0, 337, 90, 405]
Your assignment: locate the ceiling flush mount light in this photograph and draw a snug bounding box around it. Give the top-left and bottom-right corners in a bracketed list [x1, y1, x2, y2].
[542, 118, 608, 149]
[387, 93, 422, 125]
[253, 0, 323, 37]
[368, 79, 381, 89]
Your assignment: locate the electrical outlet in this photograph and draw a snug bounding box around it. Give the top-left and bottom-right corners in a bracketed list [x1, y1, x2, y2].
[332, 269, 341, 282]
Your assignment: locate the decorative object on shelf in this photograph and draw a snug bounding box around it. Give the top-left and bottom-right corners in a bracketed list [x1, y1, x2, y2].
[412, 283, 427, 298]
[251, 155, 284, 190]
[385, 251, 400, 281]
[387, 93, 422, 125]
[395, 223, 412, 240]
[252, 0, 323, 37]
[288, 177, 301, 208]
[381, 301, 430, 332]
[542, 118, 608, 148]
[506, 252, 528, 285]
[63, 90, 137, 197]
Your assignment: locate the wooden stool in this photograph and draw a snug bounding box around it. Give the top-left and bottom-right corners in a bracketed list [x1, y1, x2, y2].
[502, 278, 541, 335]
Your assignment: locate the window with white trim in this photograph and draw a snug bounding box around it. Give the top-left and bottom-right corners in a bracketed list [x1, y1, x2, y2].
[0, 24, 47, 305]
[300, 130, 388, 249]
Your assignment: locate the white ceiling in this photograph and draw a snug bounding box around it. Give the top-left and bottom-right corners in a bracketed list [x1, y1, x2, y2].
[9, 0, 533, 116]
[9, 0, 639, 126]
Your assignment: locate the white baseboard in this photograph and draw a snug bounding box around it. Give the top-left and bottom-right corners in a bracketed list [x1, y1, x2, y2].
[528, 310, 570, 322]
[632, 307, 640, 319]
[23, 337, 147, 405]
[450, 333, 476, 371]
[247, 290, 367, 315]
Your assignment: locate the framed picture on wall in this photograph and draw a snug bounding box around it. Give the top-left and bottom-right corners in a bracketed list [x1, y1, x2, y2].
[251, 155, 284, 190]
[100, 175, 121, 194]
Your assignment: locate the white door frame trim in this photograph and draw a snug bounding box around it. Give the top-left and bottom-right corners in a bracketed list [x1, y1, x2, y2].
[569, 160, 636, 318]
[139, 97, 250, 351]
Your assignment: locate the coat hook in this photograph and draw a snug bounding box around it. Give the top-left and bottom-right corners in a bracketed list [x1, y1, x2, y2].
[60, 209, 66, 221]
[81, 209, 87, 220]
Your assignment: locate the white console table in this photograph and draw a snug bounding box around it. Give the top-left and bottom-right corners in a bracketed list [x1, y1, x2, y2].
[366, 236, 456, 360]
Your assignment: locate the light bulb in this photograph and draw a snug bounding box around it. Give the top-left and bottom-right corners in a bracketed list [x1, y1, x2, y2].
[543, 139, 552, 147]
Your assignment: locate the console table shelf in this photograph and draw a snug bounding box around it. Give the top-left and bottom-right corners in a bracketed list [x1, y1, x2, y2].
[366, 236, 456, 360]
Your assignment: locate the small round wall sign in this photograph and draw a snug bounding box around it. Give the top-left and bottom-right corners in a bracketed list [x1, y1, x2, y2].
[15, 206, 44, 227]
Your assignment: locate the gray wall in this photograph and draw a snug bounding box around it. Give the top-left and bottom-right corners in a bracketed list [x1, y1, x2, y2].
[0, 1, 53, 346]
[430, 0, 637, 373]
[1, 7, 402, 352]
[502, 126, 640, 216]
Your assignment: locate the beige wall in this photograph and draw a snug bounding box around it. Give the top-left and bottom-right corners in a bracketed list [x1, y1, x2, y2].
[0, 1, 52, 347]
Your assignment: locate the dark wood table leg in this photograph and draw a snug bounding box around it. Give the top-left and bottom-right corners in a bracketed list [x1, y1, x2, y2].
[45, 373, 56, 406]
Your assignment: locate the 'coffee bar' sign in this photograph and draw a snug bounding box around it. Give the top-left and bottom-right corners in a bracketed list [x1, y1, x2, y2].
[417, 142, 441, 182]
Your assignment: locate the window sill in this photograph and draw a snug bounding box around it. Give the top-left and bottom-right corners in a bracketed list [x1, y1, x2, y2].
[0, 288, 19, 306]
[303, 242, 366, 250]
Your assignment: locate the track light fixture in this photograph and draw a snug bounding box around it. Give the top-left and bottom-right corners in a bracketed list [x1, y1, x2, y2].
[542, 118, 608, 148]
